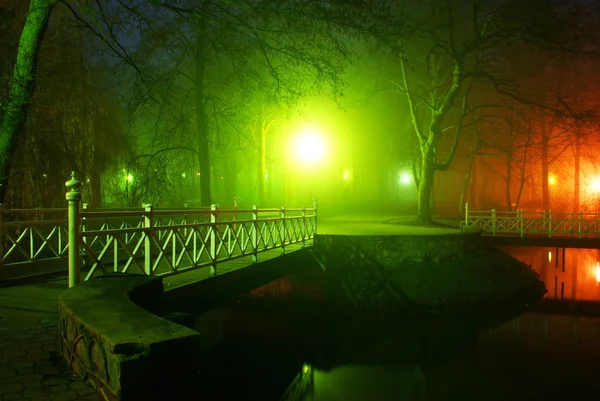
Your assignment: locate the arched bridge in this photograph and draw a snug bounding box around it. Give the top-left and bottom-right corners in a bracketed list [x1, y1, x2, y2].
[0, 173, 317, 286]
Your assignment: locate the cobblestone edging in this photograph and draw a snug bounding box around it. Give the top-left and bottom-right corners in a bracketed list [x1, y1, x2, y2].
[0, 319, 100, 401]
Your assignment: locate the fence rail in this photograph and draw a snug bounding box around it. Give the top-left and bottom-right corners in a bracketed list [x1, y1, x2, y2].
[76, 204, 316, 283]
[1, 172, 318, 287]
[462, 202, 600, 238]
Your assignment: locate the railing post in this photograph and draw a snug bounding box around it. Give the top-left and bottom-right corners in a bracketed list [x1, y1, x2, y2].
[312, 197, 318, 236]
[464, 202, 469, 226]
[143, 204, 153, 275]
[542, 210, 545, 235]
[519, 209, 524, 238]
[548, 210, 553, 238]
[210, 204, 218, 276]
[251, 205, 258, 263]
[579, 211, 583, 239]
[570, 211, 574, 238]
[183, 202, 188, 237]
[301, 206, 306, 248]
[280, 206, 286, 255]
[491, 208, 496, 235]
[65, 172, 82, 288]
[81, 203, 89, 267]
[233, 196, 240, 243]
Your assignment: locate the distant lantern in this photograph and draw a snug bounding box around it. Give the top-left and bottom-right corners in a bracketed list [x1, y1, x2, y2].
[399, 172, 411, 185]
[548, 175, 556, 185]
[548, 251, 552, 263]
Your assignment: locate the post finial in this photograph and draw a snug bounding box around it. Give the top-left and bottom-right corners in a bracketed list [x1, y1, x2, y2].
[65, 171, 82, 201]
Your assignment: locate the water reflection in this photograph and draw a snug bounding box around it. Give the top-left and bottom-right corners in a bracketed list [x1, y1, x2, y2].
[284, 312, 600, 401]
[189, 252, 600, 401]
[307, 365, 427, 401]
[500, 246, 600, 301]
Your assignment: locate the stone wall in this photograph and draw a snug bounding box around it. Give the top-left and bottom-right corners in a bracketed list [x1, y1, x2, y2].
[314, 233, 545, 317]
[58, 275, 201, 400]
[315, 232, 484, 268]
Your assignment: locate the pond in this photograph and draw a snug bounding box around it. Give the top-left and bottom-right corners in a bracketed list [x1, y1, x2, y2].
[176, 247, 600, 401]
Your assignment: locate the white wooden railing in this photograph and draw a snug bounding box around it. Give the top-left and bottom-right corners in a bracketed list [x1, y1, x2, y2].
[0, 172, 318, 287]
[0, 205, 196, 267]
[462, 202, 600, 238]
[62, 172, 318, 287]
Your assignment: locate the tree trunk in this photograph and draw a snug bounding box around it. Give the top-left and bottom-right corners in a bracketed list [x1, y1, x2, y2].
[258, 123, 267, 206]
[0, 0, 57, 204]
[574, 133, 581, 211]
[541, 120, 550, 211]
[90, 169, 102, 207]
[505, 155, 513, 211]
[417, 144, 435, 223]
[515, 133, 532, 210]
[195, 31, 211, 206]
[471, 156, 479, 207]
[459, 151, 476, 216]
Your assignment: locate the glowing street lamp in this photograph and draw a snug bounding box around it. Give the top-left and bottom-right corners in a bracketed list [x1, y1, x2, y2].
[548, 174, 556, 185]
[399, 172, 411, 185]
[291, 125, 327, 165]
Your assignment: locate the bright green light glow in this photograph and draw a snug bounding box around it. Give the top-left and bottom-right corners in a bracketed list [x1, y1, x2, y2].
[127, 174, 133, 183]
[399, 172, 411, 184]
[292, 126, 327, 164]
[265, 171, 269, 179]
[343, 170, 350, 180]
[182, 172, 186, 178]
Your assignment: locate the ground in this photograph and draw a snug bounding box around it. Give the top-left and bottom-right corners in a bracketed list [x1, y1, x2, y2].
[317, 214, 471, 236]
[0, 279, 101, 401]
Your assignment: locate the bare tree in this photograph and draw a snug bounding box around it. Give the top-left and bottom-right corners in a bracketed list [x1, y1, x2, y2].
[382, 0, 599, 223]
[64, 0, 356, 208]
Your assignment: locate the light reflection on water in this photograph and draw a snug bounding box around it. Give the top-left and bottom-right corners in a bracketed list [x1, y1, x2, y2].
[291, 313, 600, 401]
[306, 365, 427, 401]
[500, 246, 600, 301]
[195, 247, 600, 401]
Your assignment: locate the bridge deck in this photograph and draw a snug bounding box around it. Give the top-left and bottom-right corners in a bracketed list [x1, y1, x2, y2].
[0, 243, 311, 315]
